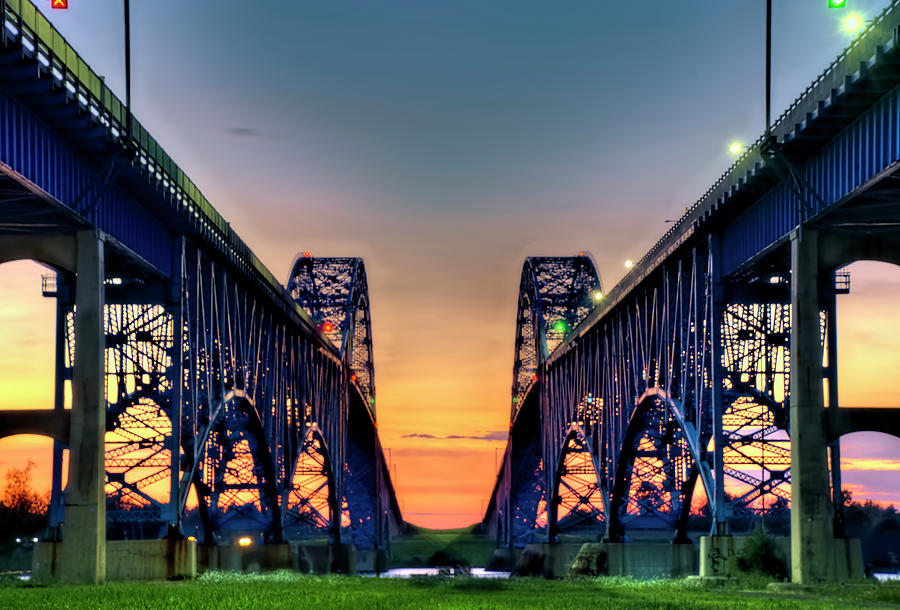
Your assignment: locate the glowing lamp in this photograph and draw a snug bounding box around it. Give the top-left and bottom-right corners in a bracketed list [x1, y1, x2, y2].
[728, 142, 743, 155]
[843, 15, 862, 31]
[592, 290, 603, 301]
[554, 321, 566, 333]
[322, 322, 334, 333]
[625, 260, 633, 269]
[351, 374, 357, 381]
[532, 374, 538, 381]
[304, 251, 311, 258]
[370, 398, 375, 404]
[829, 0, 846, 7]
[187, 536, 197, 542]
[237, 536, 253, 547]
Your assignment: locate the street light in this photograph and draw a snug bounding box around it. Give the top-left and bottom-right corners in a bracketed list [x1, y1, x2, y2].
[624, 260, 633, 269]
[843, 15, 863, 33]
[729, 142, 743, 155]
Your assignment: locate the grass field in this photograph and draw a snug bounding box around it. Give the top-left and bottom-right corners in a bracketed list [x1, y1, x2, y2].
[2, 571, 900, 609]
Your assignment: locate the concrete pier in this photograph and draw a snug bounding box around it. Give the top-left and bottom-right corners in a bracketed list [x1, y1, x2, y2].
[59, 231, 107, 585]
[789, 228, 839, 583]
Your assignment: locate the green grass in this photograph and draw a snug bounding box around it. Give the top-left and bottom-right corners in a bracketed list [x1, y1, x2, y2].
[388, 524, 497, 568]
[2, 572, 900, 609]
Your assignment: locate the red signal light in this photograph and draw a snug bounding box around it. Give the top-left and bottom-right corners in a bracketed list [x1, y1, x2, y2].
[52, 0, 68, 8]
[322, 322, 334, 333]
[350, 374, 357, 381]
[304, 251, 311, 258]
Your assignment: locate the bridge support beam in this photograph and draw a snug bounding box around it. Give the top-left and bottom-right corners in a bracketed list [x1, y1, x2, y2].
[59, 230, 107, 585]
[789, 227, 835, 584]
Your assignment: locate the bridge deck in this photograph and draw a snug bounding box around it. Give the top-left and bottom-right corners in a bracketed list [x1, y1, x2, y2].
[561, 0, 900, 361]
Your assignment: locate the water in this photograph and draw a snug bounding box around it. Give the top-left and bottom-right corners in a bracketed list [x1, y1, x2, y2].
[874, 572, 900, 581]
[364, 568, 510, 579]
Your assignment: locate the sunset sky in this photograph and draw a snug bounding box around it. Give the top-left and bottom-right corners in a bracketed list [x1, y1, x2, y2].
[2, 0, 900, 528]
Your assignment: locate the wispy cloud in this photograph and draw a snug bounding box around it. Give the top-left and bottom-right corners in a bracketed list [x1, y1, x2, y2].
[446, 431, 508, 441]
[225, 126, 279, 139]
[841, 458, 900, 471]
[401, 430, 507, 442]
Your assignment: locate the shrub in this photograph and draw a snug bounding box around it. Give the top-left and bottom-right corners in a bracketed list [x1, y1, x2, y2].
[735, 524, 787, 580]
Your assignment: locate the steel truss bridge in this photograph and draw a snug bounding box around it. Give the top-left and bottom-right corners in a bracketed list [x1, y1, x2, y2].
[0, 0, 401, 573]
[485, 0, 900, 581]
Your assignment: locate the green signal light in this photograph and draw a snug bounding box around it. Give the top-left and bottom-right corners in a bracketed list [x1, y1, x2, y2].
[554, 321, 566, 333]
[829, 0, 846, 7]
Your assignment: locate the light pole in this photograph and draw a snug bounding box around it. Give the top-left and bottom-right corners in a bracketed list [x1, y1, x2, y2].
[765, 0, 772, 137]
[124, 0, 132, 140]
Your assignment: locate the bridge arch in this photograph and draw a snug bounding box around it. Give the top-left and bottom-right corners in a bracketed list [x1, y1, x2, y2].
[287, 255, 375, 410]
[178, 389, 282, 543]
[548, 424, 606, 538]
[283, 426, 339, 539]
[608, 389, 713, 542]
[511, 255, 601, 417]
[0, 236, 76, 273]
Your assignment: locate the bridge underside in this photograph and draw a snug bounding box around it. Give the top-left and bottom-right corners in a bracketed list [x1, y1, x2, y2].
[486, 4, 900, 583]
[0, 0, 402, 583]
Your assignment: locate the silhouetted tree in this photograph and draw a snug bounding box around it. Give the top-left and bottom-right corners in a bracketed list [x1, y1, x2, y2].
[0, 460, 49, 542]
[2, 460, 46, 516]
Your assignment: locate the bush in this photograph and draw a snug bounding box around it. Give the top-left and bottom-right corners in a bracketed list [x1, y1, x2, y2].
[735, 524, 787, 580]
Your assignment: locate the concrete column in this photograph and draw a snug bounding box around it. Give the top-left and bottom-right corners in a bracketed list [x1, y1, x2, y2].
[60, 230, 106, 584]
[789, 227, 834, 584]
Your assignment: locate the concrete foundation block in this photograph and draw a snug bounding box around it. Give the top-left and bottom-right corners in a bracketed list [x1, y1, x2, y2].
[355, 547, 388, 573]
[487, 547, 521, 571]
[568, 542, 697, 579]
[32, 541, 62, 582]
[699, 535, 863, 581]
[196, 544, 293, 573]
[107, 540, 197, 581]
[512, 543, 583, 579]
[34, 539, 196, 582]
[330, 543, 358, 575]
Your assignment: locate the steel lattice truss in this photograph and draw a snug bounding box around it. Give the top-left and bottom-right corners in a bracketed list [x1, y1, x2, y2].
[49, 250, 400, 549]
[487, 248, 817, 546]
[287, 256, 375, 413]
